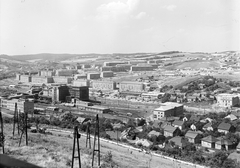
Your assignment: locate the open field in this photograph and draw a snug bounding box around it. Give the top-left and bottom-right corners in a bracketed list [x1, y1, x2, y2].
[2, 123, 203, 168]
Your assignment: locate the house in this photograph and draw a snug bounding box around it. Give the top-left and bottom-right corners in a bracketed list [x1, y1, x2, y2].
[224, 114, 238, 121]
[190, 124, 197, 131]
[215, 139, 235, 151]
[185, 131, 202, 144]
[148, 130, 162, 138]
[201, 135, 218, 148]
[160, 121, 172, 129]
[200, 117, 213, 123]
[164, 125, 181, 137]
[136, 139, 153, 147]
[172, 120, 185, 130]
[217, 122, 235, 134]
[237, 143, 240, 152]
[189, 115, 201, 122]
[216, 93, 239, 108]
[169, 136, 188, 149]
[152, 120, 161, 129]
[202, 123, 213, 131]
[106, 130, 122, 140]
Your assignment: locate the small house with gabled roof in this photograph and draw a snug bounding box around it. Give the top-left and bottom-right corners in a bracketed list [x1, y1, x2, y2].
[185, 130, 202, 144]
[217, 122, 235, 134]
[215, 139, 235, 151]
[172, 120, 185, 130]
[164, 125, 181, 137]
[201, 135, 218, 148]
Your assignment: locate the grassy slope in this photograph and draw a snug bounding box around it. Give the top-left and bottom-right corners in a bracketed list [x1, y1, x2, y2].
[2, 123, 199, 168]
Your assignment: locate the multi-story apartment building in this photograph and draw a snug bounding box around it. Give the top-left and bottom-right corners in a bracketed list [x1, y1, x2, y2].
[216, 93, 239, 108]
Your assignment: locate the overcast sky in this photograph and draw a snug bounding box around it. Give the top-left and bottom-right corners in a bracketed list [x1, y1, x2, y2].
[0, 0, 239, 55]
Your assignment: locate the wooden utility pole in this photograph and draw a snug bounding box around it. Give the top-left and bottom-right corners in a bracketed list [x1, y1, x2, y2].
[71, 126, 81, 168]
[13, 103, 19, 136]
[0, 106, 4, 154]
[92, 114, 100, 167]
[18, 111, 28, 147]
[86, 122, 91, 149]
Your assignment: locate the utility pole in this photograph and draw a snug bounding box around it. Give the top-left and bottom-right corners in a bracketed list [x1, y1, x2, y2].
[71, 126, 81, 168]
[13, 103, 19, 136]
[86, 122, 91, 149]
[92, 114, 100, 167]
[0, 106, 4, 154]
[18, 111, 28, 147]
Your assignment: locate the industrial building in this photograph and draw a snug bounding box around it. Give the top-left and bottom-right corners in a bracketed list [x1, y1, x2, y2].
[41, 85, 70, 103]
[119, 81, 145, 92]
[92, 81, 117, 90]
[69, 86, 89, 101]
[152, 102, 184, 120]
[216, 94, 239, 108]
[130, 65, 155, 72]
[87, 72, 101, 80]
[128, 60, 147, 65]
[72, 79, 90, 87]
[0, 98, 34, 113]
[31, 76, 54, 84]
[100, 71, 114, 78]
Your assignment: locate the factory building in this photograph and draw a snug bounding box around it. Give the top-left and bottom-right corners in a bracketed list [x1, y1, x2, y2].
[100, 71, 114, 78]
[0, 98, 34, 113]
[73, 79, 90, 87]
[31, 76, 54, 84]
[152, 102, 184, 120]
[103, 61, 127, 66]
[20, 75, 32, 83]
[55, 69, 76, 76]
[39, 70, 55, 76]
[74, 74, 87, 80]
[92, 81, 116, 91]
[69, 86, 89, 101]
[52, 85, 70, 103]
[130, 66, 155, 72]
[53, 76, 73, 84]
[119, 81, 145, 92]
[87, 72, 101, 80]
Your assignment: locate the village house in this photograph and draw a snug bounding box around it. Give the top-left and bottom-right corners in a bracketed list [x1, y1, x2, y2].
[164, 125, 181, 137]
[202, 123, 214, 131]
[169, 136, 188, 149]
[172, 120, 185, 130]
[136, 139, 153, 147]
[190, 124, 197, 131]
[217, 122, 235, 134]
[201, 135, 218, 149]
[189, 115, 201, 122]
[224, 114, 238, 121]
[148, 130, 162, 138]
[237, 143, 240, 152]
[185, 131, 202, 144]
[215, 138, 235, 151]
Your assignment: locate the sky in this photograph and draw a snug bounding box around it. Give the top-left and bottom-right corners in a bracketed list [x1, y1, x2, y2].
[0, 0, 239, 55]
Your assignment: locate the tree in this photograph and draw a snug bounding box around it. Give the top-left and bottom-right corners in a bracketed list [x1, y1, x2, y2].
[222, 159, 238, 168]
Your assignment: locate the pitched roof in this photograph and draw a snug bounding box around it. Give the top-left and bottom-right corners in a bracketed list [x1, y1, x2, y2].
[201, 135, 218, 143]
[172, 120, 184, 126]
[185, 131, 199, 139]
[169, 136, 188, 148]
[189, 115, 201, 122]
[218, 122, 232, 131]
[224, 114, 238, 121]
[216, 139, 233, 145]
[148, 130, 162, 137]
[203, 122, 212, 128]
[164, 125, 178, 133]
